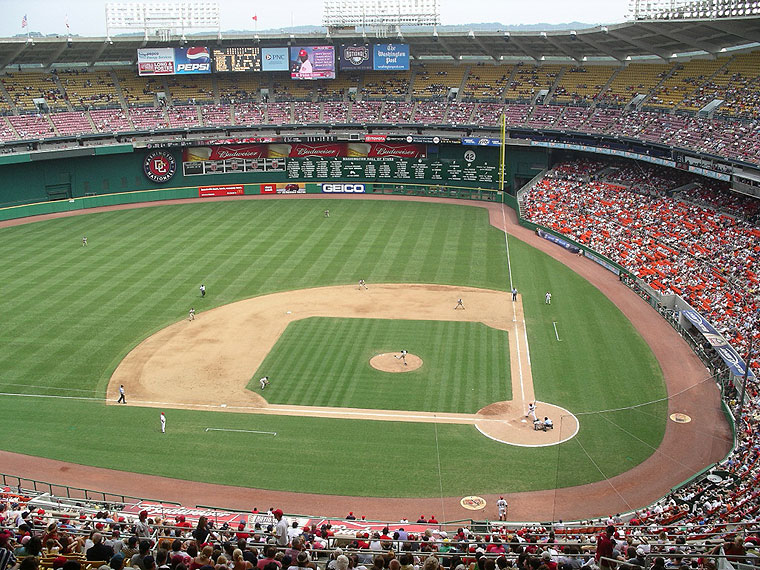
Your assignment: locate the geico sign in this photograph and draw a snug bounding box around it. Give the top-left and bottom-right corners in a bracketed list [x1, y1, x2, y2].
[321, 184, 366, 193]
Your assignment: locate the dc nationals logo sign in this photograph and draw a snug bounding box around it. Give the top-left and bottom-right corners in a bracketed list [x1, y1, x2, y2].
[344, 45, 369, 66]
[144, 151, 177, 183]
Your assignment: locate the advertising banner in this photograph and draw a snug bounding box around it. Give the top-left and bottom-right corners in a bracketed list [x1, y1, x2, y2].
[260, 183, 305, 194]
[199, 185, 245, 197]
[184, 143, 427, 160]
[289, 46, 336, 80]
[137, 48, 175, 76]
[535, 228, 581, 254]
[321, 183, 366, 193]
[174, 47, 211, 74]
[373, 43, 409, 71]
[681, 309, 754, 379]
[137, 47, 210, 75]
[463, 137, 502, 147]
[339, 44, 373, 70]
[262, 47, 290, 71]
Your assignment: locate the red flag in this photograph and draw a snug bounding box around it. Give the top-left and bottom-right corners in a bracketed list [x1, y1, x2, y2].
[252, 14, 258, 21]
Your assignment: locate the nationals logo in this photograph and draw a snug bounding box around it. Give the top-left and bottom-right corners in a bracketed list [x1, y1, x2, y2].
[343, 45, 370, 66]
[144, 151, 177, 183]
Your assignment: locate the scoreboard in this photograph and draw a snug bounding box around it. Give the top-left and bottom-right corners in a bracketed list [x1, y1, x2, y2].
[181, 144, 500, 188]
[212, 47, 262, 72]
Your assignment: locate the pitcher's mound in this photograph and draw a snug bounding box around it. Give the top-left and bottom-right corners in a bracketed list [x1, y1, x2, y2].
[370, 353, 423, 372]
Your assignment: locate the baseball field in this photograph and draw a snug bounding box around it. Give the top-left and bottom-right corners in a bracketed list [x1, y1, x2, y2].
[0, 196, 692, 514]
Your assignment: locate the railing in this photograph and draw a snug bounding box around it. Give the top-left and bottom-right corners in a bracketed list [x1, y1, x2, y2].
[0, 472, 178, 507]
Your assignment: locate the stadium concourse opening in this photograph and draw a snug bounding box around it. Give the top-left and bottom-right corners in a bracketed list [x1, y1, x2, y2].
[107, 283, 579, 447]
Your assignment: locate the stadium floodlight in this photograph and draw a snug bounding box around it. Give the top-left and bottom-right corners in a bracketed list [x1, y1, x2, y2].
[323, 0, 440, 36]
[629, 0, 760, 20]
[106, 2, 220, 40]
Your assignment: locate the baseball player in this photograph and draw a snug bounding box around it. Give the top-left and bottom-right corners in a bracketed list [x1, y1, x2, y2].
[454, 298, 465, 310]
[545, 291, 552, 305]
[359, 279, 368, 290]
[117, 384, 126, 404]
[512, 287, 518, 302]
[527, 402, 538, 422]
[160, 412, 166, 434]
[188, 307, 195, 321]
[260, 376, 270, 389]
[324, 209, 330, 218]
[82, 236, 87, 247]
[200, 284, 206, 298]
[395, 349, 408, 366]
[497, 496, 508, 521]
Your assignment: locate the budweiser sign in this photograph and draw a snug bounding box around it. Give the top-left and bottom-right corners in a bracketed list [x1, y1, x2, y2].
[369, 143, 426, 158]
[289, 143, 344, 158]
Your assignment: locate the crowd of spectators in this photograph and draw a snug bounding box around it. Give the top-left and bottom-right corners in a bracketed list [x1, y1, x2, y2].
[5, 490, 760, 570]
[521, 158, 760, 379]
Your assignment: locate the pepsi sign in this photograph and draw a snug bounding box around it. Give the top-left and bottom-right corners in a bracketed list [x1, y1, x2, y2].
[174, 47, 211, 74]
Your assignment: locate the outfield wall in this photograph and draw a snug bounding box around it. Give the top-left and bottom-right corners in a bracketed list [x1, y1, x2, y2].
[0, 145, 548, 209]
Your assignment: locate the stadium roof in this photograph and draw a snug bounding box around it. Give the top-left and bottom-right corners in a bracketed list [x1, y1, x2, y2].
[2, 16, 759, 67]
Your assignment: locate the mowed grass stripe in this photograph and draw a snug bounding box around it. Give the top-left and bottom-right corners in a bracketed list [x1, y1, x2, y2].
[0, 199, 670, 496]
[249, 317, 511, 414]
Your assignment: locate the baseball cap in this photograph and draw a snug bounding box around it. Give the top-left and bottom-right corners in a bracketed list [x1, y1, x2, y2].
[298, 49, 308, 57]
[273, 509, 283, 517]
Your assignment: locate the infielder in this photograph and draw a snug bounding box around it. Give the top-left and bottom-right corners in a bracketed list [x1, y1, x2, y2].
[188, 307, 195, 321]
[359, 279, 368, 290]
[117, 384, 126, 404]
[497, 496, 508, 521]
[160, 412, 166, 434]
[260, 376, 270, 389]
[454, 298, 465, 310]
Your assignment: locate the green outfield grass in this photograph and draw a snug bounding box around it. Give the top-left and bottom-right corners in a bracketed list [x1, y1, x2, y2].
[0, 198, 667, 497]
[248, 317, 511, 412]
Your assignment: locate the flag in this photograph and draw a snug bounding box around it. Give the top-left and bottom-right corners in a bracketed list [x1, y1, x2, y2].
[252, 14, 257, 21]
[65, 15, 70, 29]
[21, 14, 27, 28]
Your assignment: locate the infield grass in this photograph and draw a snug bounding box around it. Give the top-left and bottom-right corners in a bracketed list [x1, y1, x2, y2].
[248, 317, 511, 412]
[0, 198, 668, 496]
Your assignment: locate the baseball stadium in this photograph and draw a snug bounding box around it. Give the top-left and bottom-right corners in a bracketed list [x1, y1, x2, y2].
[0, 0, 759, 567]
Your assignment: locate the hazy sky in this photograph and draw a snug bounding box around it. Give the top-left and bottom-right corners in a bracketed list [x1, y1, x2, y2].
[3, 0, 631, 38]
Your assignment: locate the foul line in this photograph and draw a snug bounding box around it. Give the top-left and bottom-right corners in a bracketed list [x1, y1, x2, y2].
[502, 203, 526, 412]
[205, 428, 277, 436]
[501, 203, 514, 290]
[553, 321, 561, 342]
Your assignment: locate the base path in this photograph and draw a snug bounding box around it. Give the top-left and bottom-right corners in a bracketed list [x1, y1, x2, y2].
[107, 283, 576, 447]
[0, 195, 733, 521]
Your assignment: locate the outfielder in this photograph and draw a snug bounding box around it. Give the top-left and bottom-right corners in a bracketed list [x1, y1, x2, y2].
[160, 412, 166, 433]
[82, 236, 88, 247]
[545, 291, 552, 304]
[497, 496, 508, 521]
[260, 376, 270, 389]
[200, 284, 206, 298]
[359, 279, 368, 290]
